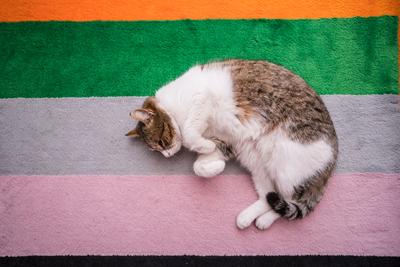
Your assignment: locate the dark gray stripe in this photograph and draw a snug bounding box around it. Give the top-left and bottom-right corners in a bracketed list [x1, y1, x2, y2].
[1, 256, 399, 267]
[0, 95, 399, 175]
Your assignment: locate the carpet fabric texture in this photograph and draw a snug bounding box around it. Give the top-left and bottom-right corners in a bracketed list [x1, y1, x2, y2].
[0, 0, 399, 266]
[1, 174, 399, 256]
[0, 17, 397, 98]
[0, 95, 399, 175]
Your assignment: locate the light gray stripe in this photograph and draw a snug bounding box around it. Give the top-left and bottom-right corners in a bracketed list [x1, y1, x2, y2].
[0, 95, 399, 175]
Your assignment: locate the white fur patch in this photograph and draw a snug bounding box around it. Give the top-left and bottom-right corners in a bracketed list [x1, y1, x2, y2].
[262, 128, 333, 196]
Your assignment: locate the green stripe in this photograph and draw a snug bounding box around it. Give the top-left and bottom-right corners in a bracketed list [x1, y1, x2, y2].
[0, 16, 397, 98]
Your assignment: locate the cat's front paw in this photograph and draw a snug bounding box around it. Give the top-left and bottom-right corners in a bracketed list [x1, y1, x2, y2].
[194, 160, 225, 178]
[191, 139, 216, 154]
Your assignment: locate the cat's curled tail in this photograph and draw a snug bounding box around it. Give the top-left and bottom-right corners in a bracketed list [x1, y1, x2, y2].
[266, 192, 306, 220]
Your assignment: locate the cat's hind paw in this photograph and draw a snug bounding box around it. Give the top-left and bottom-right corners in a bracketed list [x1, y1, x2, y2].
[236, 210, 255, 230]
[193, 160, 225, 178]
[255, 211, 280, 230]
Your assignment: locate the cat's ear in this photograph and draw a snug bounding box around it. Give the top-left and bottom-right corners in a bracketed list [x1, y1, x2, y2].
[130, 109, 155, 123]
[125, 128, 140, 137]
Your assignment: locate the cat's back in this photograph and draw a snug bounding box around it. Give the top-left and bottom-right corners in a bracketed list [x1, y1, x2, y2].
[221, 59, 337, 145]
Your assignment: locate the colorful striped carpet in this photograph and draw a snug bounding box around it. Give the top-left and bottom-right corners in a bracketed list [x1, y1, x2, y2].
[0, 1, 399, 266]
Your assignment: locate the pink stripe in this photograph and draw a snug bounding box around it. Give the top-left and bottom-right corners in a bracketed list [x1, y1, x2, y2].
[0, 173, 399, 256]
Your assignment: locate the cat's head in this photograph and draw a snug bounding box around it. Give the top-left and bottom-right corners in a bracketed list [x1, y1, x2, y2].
[126, 97, 182, 157]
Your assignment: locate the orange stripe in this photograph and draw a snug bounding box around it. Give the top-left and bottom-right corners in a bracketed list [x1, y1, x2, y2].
[1, 0, 399, 21]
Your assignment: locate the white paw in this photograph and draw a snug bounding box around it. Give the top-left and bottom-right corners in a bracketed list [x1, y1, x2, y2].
[236, 210, 255, 230]
[255, 211, 279, 230]
[194, 160, 225, 178]
[191, 139, 216, 154]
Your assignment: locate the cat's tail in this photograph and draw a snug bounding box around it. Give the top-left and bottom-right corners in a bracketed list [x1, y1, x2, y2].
[266, 192, 306, 220]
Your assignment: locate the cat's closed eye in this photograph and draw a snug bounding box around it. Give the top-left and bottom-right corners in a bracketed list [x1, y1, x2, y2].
[158, 140, 165, 148]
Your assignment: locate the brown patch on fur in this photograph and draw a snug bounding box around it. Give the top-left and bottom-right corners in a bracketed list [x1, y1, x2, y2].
[225, 60, 337, 146]
[210, 137, 236, 160]
[235, 98, 254, 122]
[129, 97, 177, 151]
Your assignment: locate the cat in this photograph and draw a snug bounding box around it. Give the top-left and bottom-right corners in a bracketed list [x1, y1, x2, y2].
[126, 59, 338, 230]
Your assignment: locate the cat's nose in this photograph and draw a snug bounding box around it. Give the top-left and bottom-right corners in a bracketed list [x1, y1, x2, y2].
[161, 151, 172, 158]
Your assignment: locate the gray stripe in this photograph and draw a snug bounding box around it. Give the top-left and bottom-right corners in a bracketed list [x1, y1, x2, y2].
[0, 95, 399, 175]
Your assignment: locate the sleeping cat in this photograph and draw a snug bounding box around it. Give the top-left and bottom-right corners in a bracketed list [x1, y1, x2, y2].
[126, 59, 338, 230]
